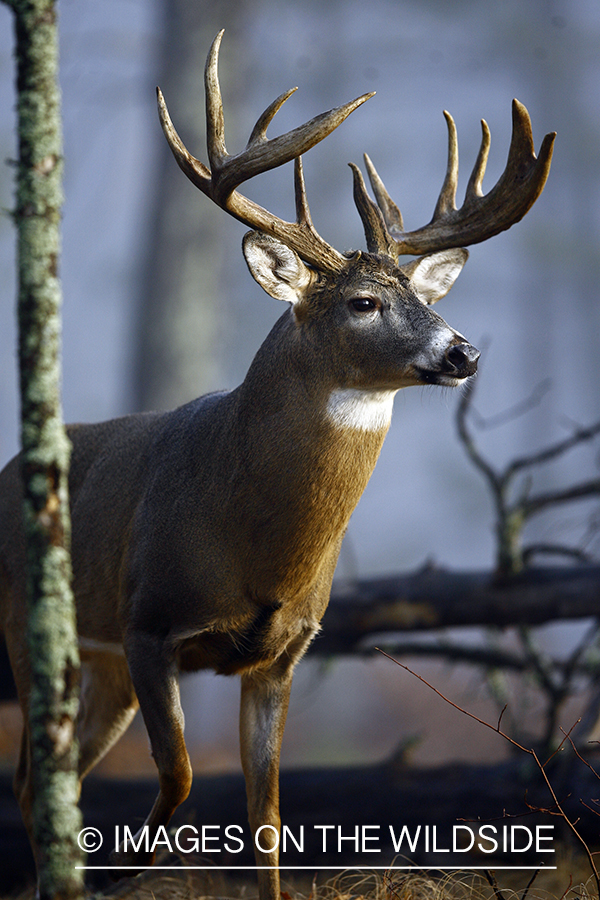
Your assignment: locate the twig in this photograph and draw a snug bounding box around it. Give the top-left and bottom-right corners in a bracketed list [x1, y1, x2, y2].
[542, 719, 581, 768]
[375, 647, 600, 893]
[469, 379, 552, 432]
[561, 728, 600, 784]
[456, 377, 501, 494]
[557, 873, 573, 900]
[484, 869, 507, 900]
[507, 420, 600, 479]
[519, 867, 540, 900]
[369, 636, 600, 681]
[497, 704, 508, 732]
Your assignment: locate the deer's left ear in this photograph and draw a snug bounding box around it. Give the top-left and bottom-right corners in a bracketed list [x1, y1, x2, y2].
[243, 231, 313, 304]
[401, 248, 469, 305]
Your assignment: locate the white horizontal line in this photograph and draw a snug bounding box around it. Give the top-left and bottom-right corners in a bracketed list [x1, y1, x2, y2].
[78, 866, 556, 871]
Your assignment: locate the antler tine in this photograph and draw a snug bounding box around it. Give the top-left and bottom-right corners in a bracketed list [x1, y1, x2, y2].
[349, 162, 398, 257]
[248, 87, 298, 148]
[389, 98, 556, 256]
[157, 87, 212, 193]
[464, 118, 491, 203]
[158, 29, 375, 271]
[208, 33, 298, 160]
[363, 153, 404, 233]
[205, 29, 228, 169]
[212, 91, 375, 204]
[496, 99, 555, 203]
[294, 156, 313, 228]
[201, 29, 375, 205]
[433, 110, 459, 218]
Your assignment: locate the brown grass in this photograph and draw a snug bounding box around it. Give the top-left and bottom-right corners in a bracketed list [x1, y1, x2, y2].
[6, 857, 596, 900]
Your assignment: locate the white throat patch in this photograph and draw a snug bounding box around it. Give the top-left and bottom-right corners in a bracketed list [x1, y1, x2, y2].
[326, 388, 397, 432]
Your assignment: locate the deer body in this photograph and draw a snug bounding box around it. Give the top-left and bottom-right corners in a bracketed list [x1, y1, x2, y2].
[0, 31, 554, 900]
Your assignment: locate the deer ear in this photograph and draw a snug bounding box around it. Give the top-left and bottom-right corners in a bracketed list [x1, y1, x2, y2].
[243, 231, 313, 304]
[401, 248, 469, 305]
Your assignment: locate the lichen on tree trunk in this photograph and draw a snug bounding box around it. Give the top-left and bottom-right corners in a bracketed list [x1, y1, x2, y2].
[3, 0, 84, 897]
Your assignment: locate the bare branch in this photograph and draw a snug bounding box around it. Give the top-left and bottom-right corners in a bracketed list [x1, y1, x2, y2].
[523, 544, 593, 566]
[468, 378, 552, 432]
[319, 564, 600, 651]
[484, 870, 508, 900]
[376, 648, 600, 891]
[520, 869, 541, 900]
[523, 479, 600, 517]
[455, 365, 600, 577]
[507, 419, 600, 479]
[456, 377, 502, 494]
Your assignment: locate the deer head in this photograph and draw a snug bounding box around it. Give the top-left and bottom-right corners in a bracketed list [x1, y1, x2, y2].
[157, 31, 554, 408]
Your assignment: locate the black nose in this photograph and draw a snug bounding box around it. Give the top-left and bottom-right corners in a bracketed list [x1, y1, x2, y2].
[444, 342, 480, 378]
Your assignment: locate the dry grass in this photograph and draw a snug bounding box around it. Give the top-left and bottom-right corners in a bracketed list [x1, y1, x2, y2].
[94, 867, 597, 900]
[3, 843, 598, 900]
[6, 858, 597, 900]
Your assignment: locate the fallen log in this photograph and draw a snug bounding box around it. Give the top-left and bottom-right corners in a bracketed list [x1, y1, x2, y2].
[317, 564, 600, 654]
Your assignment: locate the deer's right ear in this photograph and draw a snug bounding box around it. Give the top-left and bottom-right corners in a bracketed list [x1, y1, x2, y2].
[243, 231, 313, 305]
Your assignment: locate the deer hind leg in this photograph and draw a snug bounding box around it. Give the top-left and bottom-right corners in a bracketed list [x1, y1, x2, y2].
[5, 628, 42, 874]
[7, 636, 139, 876]
[109, 628, 192, 874]
[77, 648, 139, 779]
[13, 719, 40, 874]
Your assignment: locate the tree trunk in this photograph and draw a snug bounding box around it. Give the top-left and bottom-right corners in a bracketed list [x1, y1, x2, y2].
[2, 1, 83, 897]
[133, 0, 256, 412]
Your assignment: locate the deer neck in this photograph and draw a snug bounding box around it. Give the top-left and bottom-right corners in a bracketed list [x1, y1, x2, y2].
[237, 310, 394, 467]
[229, 313, 395, 596]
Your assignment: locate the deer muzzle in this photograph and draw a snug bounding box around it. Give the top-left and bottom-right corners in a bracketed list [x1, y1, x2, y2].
[443, 342, 480, 378]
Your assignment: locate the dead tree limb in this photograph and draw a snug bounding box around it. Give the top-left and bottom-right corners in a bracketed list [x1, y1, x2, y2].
[314, 564, 600, 655]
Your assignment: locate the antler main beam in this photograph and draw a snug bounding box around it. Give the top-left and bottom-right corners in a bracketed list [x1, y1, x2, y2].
[157, 30, 373, 272]
[352, 100, 556, 259]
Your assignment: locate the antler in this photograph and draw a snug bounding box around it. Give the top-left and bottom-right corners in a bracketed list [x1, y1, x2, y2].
[351, 99, 556, 259]
[157, 30, 374, 272]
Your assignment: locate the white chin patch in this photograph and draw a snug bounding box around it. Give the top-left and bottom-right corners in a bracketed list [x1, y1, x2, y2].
[437, 374, 463, 387]
[326, 388, 397, 431]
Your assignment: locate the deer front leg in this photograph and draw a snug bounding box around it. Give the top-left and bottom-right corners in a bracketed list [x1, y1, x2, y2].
[109, 629, 192, 874]
[239, 665, 294, 900]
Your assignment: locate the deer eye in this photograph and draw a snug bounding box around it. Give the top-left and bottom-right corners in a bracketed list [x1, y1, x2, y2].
[349, 296, 378, 313]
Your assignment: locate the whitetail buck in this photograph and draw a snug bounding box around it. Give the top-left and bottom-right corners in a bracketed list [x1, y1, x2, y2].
[0, 30, 554, 900]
